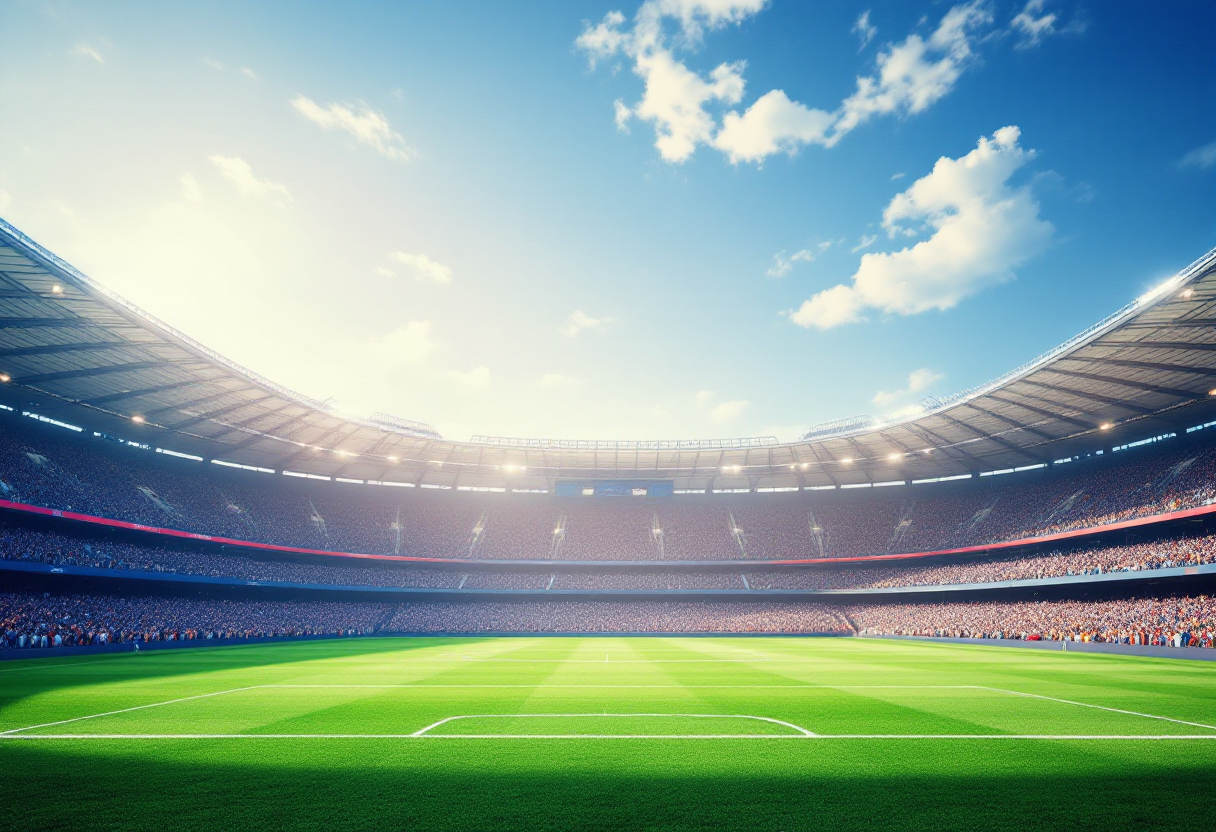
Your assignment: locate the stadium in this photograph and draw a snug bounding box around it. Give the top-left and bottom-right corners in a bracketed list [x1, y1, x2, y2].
[2, 3, 1215, 830]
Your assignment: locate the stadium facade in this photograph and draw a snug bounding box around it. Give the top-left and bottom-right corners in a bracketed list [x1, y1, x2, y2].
[2, 218, 1216, 646]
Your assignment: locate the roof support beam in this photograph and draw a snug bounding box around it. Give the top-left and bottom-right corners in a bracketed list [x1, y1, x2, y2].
[1092, 340, 1216, 351]
[902, 423, 987, 472]
[169, 394, 278, 429]
[143, 388, 253, 418]
[959, 403, 1059, 442]
[1080, 357, 1216, 377]
[15, 361, 178, 385]
[0, 317, 114, 329]
[1014, 379, 1154, 414]
[0, 341, 130, 358]
[937, 412, 1043, 463]
[1121, 318, 1216, 330]
[83, 379, 200, 406]
[985, 393, 1097, 430]
[1043, 367, 1200, 399]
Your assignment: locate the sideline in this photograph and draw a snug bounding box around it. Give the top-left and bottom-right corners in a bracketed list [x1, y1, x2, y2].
[863, 634, 1216, 662]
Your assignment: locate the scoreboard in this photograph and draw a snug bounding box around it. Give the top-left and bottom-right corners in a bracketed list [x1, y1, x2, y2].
[555, 480, 674, 498]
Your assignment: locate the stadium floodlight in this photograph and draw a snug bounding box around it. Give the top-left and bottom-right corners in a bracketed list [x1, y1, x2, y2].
[923, 448, 932, 454]
[888, 453, 902, 461]
[388, 456, 399, 462]
[841, 457, 853, 465]
[1100, 422, 1113, 430]
[51, 284, 63, 294]
[131, 415, 145, 423]
[0, 372, 9, 382]
[1182, 288, 1195, 298]
[1209, 389, 1216, 397]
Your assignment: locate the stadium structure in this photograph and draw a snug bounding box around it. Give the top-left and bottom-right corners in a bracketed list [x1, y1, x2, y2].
[0, 215, 1215, 643]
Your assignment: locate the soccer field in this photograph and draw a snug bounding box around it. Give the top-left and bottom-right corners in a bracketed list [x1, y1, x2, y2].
[2, 637, 1215, 831]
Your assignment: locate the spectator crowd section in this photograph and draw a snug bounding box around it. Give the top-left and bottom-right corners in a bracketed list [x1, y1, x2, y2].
[847, 596, 1216, 647]
[5, 589, 1215, 648]
[5, 518, 1215, 594]
[3, 414, 1216, 563]
[0, 590, 393, 648]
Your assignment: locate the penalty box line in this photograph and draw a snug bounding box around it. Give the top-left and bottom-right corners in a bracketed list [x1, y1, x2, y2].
[411, 714, 816, 737]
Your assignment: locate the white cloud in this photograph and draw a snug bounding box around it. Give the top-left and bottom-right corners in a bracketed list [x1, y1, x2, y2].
[832, 3, 991, 143]
[204, 57, 223, 70]
[890, 172, 905, 180]
[241, 66, 258, 80]
[576, 1, 763, 163]
[694, 389, 750, 422]
[1179, 140, 1216, 171]
[790, 126, 1053, 329]
[538, 373, 584, 390]
[853, 10, 877, 49]
[179, 172, 202, 203]
[560, 310, 613, 337]
[375, 266, 395, 278]
[850, 234, 877, 253]
[373, 321, 435, 365]
[450, 366, 491, 388]
[580, 3, 994, 164]
[388, 252, 453, 285]
[291, 96, 411, 162]
[207, 155, 292, 204]
[714, 90, 833, 164]
[72, 44, 104, 64]
[873, 367, 943, 407]
[712, 399, 749, 422]
[767, 242, 830, 277]
[1010, 0, 1083, 49]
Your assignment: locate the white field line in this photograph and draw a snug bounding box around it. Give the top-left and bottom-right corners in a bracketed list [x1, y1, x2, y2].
[261, 684, 979, 689]
[457, 656, 770, 663]
[0, 686, 266, 736]
[411, 713, 816, 737]
[5, 734, 1216, 741]
[979, 686, 1216, 732]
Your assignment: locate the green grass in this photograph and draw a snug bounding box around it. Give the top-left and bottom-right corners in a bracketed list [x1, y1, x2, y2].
[2, 636, 1215, 831]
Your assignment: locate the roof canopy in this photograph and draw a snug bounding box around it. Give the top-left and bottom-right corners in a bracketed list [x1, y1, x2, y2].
[2, 217, 1215, 491]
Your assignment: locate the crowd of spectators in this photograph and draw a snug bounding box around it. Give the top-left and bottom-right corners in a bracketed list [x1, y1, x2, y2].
[5, 518, 1215, 595]
[0, 590, 394, 649]
[848, 596, 1216, 647]
[3, 415, 1216, 563]
[385, 600, 852, 633]
[4, 587, 1216, 648]
[745, 532, 1216, 590]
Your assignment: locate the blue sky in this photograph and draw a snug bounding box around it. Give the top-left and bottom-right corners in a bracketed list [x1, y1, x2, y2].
[0, 0, 1212, 441]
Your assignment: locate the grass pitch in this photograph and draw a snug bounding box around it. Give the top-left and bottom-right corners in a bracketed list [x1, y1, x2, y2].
[2, 636, 1215, 831]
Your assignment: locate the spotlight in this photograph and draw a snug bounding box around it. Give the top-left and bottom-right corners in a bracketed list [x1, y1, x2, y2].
[131, 415, 145, 423]
[841, 458, 853, 465]
[51, 285, 63, 294]
[0, 373, 9, 383]
[1100, 423, 1112, 431]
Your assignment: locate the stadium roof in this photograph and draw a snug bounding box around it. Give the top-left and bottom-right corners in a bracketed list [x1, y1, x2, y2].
[2, 217, 1215, 492]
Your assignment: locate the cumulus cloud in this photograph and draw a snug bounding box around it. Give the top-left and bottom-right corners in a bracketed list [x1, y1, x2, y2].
[388, 252, 453, 285]
[576, 1, 764, 163]
[579, 2, 994, 164]
[714, 90, 833, 164]
[560, 310, 613, 337]
[1179, 140, 1216, 171]
[852, 10, 877, 50]
[790, 126, 1053, 329]
[291, 96, 411, 162]
[208, 155, 292, 204]
[373, 321, 435, 365]
[72, 44, 103, 64]
[450, 366, 491, 388]
[538, 372, 584, 390]
[179, 172, 202, 203]
[872, 368, 944, 407]
[831, 3, 991, 142]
